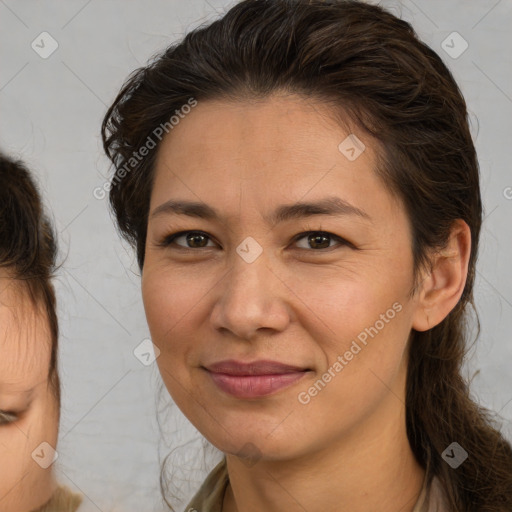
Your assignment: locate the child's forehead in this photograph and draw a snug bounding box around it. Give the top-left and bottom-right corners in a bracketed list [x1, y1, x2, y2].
[0, 277, 52, 391]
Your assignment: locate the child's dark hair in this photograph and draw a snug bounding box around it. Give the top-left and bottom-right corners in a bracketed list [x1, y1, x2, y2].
[0, 151, 60, 404]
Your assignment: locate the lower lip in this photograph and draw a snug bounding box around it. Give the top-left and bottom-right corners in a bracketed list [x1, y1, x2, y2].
[207, 370, 308, 399]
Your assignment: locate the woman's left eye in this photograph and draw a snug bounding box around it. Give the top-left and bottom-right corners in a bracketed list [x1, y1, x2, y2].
[293, 231, 348, 250]
[160, 230, 349, 251]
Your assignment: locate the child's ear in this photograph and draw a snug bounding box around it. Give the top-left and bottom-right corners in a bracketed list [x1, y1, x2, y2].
[412, 219, 471, 331]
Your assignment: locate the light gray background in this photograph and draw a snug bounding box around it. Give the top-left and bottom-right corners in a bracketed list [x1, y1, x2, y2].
[1, 1, 511, 511]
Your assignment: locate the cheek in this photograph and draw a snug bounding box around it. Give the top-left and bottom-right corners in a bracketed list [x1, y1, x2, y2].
[288, 260, 410, 356]
[286, 310, 412, 457]
[142, 264, 205, 340]
[288, 272, 413, 433]
[142, 263, 219, 372]
[0, 427, 32, 486]
[142, 267, 202, 401]
[0, 394, 58, 511]
[316, 282, 412, 399]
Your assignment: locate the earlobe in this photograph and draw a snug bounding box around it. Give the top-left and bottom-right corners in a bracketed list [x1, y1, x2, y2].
[412, 220, 471, 332]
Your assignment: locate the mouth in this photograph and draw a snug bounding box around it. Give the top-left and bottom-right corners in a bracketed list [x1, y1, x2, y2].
[203, 359, 311, 399]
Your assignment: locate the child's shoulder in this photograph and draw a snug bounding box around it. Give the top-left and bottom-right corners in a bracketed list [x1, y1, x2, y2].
[36, 484, 123, 512]
[36, 485, 83, 512]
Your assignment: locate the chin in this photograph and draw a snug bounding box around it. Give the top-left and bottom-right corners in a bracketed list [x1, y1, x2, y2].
[206, 423, 306, 464]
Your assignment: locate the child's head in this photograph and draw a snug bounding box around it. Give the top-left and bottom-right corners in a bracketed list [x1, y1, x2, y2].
[0, 152, 60, 512]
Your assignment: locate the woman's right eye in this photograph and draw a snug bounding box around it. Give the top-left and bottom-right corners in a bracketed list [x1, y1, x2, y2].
[159, 230, 217, 250]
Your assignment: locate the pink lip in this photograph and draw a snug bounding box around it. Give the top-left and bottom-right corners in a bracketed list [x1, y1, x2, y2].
[204, 360, 310, 398]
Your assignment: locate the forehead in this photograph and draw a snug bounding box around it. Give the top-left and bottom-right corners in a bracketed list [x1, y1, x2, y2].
[154, 94, 361, 181]
[151, 94, 403, 225]
[0, 276, 52, 394]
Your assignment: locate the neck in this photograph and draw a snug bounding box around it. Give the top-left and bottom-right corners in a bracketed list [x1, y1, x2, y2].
[222, 362, 425, 512]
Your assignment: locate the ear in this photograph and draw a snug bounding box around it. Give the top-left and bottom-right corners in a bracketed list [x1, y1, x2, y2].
[412, 219, 471, 332]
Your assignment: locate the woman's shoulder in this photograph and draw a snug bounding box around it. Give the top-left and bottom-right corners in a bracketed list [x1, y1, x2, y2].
[184, 457, 229, 512]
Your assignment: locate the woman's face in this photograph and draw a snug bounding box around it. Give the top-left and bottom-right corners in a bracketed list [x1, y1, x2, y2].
[0, 276, 58, 511]
[142, 94, 421, 461]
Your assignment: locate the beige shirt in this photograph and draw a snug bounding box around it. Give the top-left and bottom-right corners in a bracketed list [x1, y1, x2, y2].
[35, 485, 109, 512]
[35, 485, 83, 512]
[184, 458, 448, 512]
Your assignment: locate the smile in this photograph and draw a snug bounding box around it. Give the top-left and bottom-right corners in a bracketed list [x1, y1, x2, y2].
[207, 371, 309, 398]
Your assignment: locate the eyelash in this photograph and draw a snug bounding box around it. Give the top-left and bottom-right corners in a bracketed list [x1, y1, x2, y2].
[158, 229, 353, 252]
[0, 410, 19, 426]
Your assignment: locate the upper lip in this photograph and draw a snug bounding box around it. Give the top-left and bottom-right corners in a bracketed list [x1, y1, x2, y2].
[205, 359, 309, 376]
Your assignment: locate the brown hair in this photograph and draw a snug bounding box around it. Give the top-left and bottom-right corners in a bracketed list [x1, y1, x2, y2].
[101, 0, 512, 510]
[0, 152, 60, 405]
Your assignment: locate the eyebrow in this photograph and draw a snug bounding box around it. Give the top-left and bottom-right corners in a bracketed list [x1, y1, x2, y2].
[150, 196, 371, 225]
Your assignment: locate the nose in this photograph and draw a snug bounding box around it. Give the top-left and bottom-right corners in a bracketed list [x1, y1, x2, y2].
[210, 247, 291, 341]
